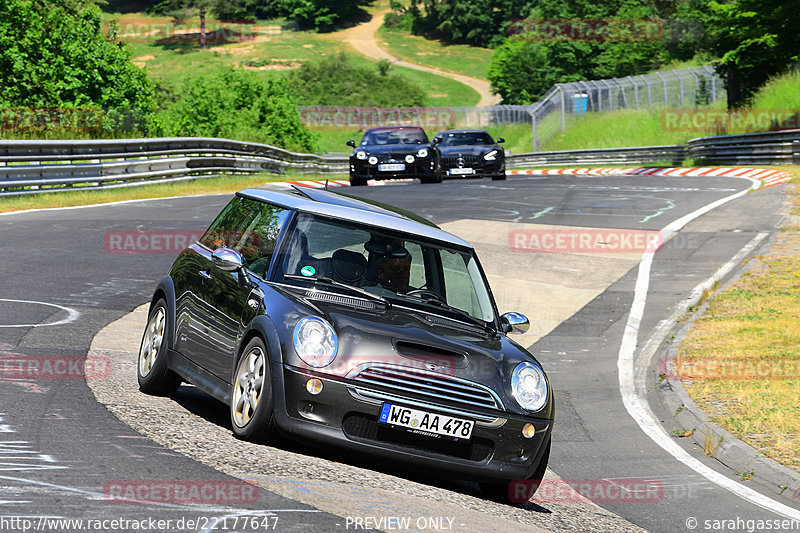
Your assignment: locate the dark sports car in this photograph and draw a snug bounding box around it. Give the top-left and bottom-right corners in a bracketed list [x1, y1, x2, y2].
[347, 126, 442, 186]
[434, 129, 506, 180]
[137, 185, 552, 502]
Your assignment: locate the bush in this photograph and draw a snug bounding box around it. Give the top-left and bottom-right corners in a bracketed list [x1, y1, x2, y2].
[288, 53, 426, 107]
[152, 68, 318, 152]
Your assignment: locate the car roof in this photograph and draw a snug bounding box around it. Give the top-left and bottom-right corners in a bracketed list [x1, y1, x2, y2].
[436, 129, 491, 135]
[237, 186, 473, 249]
[365, 126, 425, 133]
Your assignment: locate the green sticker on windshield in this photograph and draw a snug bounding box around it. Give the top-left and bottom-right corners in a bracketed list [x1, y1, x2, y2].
[300, 265, 316, 277]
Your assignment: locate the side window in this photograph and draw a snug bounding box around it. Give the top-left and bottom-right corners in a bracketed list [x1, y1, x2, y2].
[200, 196, 255, 250]
[238, 203, 290, 278]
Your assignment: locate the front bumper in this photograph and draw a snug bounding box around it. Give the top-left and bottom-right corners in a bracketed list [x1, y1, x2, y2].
[350, 159, 438, 181]
[271, 362, 552, 483]
[441, 160, 505, 178]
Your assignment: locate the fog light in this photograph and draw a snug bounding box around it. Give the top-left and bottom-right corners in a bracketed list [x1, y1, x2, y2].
[306, 378, 323, 395]
[522, 423, 536, 438]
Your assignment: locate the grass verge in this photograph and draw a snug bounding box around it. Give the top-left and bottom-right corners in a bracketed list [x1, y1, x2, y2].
[0, 173, 328, 214]
[376, 25, 493, 80]
[676, 176, 800, 473]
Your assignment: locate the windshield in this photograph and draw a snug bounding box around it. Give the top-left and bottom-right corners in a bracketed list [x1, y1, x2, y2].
[439, 131, 494, 147]
[275, 213, 496, 324]
[361, 129, 428, 146]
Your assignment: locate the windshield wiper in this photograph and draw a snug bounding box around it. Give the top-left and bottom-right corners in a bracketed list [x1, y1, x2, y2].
[401, 293, 495, 335]
[283, 274, 390, 307]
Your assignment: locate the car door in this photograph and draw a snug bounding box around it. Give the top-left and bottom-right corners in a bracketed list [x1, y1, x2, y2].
[174, 195, 256, 375]
[193, 200, 291, 382]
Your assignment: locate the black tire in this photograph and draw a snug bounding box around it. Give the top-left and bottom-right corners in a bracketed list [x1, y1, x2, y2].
[491, 173, 507, 181]
[350, 176, 367, 186]
[137, 299, 181, 396]
[479, 438, 550, 504]
[230, 336, 276, 443]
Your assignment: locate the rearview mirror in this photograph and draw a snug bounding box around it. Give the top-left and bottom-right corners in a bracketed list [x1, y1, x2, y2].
[346, 140, 356, 148]
[496, 137, 505, 144]
[433, 137, 442, 144]
[501, 312, 529, 334]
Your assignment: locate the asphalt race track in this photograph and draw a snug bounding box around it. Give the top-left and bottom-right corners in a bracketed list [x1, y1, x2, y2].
[1, 174, 799, 532]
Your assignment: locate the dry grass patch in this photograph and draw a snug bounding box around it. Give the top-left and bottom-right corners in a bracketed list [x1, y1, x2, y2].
[678, 178, 800, 471]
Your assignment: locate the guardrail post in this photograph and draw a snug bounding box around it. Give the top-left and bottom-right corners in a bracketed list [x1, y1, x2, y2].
[559, 85, 566, 131]
[794, 140, 800, 164]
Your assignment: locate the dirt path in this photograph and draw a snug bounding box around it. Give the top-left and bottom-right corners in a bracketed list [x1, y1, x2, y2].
[339, 10, 501, 107]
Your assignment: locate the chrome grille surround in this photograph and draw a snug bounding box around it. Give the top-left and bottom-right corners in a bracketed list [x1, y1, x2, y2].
[346, 363, 506, 428]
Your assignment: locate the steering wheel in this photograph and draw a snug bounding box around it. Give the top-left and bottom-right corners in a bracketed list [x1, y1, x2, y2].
[406, 289, 444, 302]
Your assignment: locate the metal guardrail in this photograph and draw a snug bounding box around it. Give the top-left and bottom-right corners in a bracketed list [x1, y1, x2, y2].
[0, 137, 348, 196]
[507, 144, 687, 168]
[1, 131, 797, 196]
[688, 129, 800, 165]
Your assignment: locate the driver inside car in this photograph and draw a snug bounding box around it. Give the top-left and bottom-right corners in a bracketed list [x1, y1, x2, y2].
[378, 254, 412, 293]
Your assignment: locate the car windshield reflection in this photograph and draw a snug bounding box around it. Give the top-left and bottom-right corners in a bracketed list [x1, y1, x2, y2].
[276, 213, 496, 324]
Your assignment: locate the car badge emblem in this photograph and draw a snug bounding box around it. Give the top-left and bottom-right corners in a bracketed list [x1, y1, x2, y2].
[426, 363, 438, 371]
[457, 156, 465, 168]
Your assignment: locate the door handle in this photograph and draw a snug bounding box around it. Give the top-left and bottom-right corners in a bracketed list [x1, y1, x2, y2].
[199, 270, 212, 280]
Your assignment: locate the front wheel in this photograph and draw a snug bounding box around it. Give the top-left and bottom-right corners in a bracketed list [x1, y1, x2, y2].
[230, 337, 276, 443]
[137, 299, 181, 396]
[349, 175, 367, 186]
[491, 173, 507, 181]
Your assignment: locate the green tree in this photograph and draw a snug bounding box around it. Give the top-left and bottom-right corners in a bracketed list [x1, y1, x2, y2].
[152, 68, 317, 152]
[278, 0, 372, 31]
[703, 0, 800, 108]
[0, 0, 157, 122]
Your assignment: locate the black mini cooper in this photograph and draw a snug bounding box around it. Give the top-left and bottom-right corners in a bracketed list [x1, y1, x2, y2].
[137, 186, 552, 501]
[347, 126, 442, 186]
[434, 129, 506, 180]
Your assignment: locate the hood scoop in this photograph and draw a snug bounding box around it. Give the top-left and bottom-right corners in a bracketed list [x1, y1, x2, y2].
[394, 340, 469, 369]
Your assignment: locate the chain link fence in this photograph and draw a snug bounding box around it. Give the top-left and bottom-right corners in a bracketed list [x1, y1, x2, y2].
[299, 66, 724, 152]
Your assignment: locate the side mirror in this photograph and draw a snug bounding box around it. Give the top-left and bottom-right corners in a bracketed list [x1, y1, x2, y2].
[212, 247, 245, 272]
[500, 312, 529, 334]
[432, 137, 442, 144]
[346, 140, 356, 148]
[496, 137, 505, 144]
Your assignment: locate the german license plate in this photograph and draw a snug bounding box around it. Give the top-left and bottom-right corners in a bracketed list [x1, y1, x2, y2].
[448, 168, 474, 175]
[379, 403, 474, 439]
[378, 163, 405, 172]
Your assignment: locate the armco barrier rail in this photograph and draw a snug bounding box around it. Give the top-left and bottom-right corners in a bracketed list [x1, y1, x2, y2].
[0, 137, 348, 196]
[506, 144, 686, 168]
[0, 131, 797, 196]
[688, 129, 800, 165]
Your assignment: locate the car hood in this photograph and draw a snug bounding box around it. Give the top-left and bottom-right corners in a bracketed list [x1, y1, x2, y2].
[439, 145, 498, 157]
[276, 289, 552, 418]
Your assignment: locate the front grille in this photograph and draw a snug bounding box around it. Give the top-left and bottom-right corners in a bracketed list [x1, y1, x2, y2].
[342, 413, 494, 462]
[443, 155, 482, 167]
[347, 363, 504, 426]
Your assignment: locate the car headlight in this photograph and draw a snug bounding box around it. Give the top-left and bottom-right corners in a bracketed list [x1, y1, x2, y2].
[511, 362, 548, 412]
[405, 154, 415, 163]
[417, 148, 429, 158]
[368, 156, 378, 165]
[293, 316, 338, 368]
[356, 151, 367, 160]
[484, 149, 498, 161]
